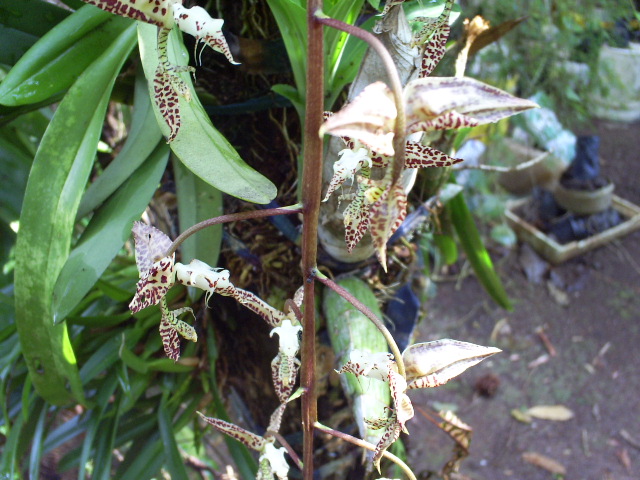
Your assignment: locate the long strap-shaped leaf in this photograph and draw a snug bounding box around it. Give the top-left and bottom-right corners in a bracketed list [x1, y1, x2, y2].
[448, 191, 513, 310]
[0, 5, 131, 106]
[14, 23, 137, 406]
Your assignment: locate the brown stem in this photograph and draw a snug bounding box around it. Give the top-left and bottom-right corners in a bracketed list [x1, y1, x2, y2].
[266, 430, 304, 471]
[313, 422, 417, 480]
[158, 204, 302, 260]
[314, 13, 406, 186]
[312, 269, 406, 378]
[300, 2, 325, 479]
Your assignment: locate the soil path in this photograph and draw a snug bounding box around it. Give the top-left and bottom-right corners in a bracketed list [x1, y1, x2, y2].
[407, 119, 640, 480]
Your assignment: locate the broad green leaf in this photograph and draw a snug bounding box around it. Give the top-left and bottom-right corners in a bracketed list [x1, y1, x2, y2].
[158, 396, 190, 480]
[14, 23, 137, 406]
[173, 157, 222, 269]
[53, 142, 169, 323]
[137, 24, 276, 204]
[0, 6, 132, 106]
[448, 191, 513, 310]
[77, 68, 163, 218]
[0, 0, 71, 66]
[0, 0, 70, 37]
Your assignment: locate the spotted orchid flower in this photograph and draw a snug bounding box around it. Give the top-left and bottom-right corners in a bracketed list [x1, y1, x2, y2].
[130, 221, 176, 313]
[81, 0, 237, 141]
[320, 77, 537, 267]
[199, 403, 291, 480]
[337, 340, 500, 471]
[175, 259, 286, 327]
[270, 319, 303, 403]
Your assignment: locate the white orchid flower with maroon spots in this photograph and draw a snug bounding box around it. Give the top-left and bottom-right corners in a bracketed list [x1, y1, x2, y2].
[175, 259, 287, 327]
[270, 318, 303, 403]
[81, 1, 237, 141]
[199, 404, 291, 480]
[320, 78, 537, 266]
[129, 221, 176, 313]
[337, 340, 500, 470]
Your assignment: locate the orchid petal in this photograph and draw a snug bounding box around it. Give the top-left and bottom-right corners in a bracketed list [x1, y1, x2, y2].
[418, 24, 450, 78]
[197, 413, 266, 451]
[404, 77, 539, 134]
[259, 443, 289, 480]
[323, 148, 371, 201]
[271, 353, 300, 403]
[368, 183, 407, 269]
[81, 0, 174, 27]
[172, 4, 238, 64]
[337, 350, 395, 382]
[130, 256, 175, 313]
[343, 183, 372, 252]
[131, 221, 172, 277]
[403, 340, 501, 389]
[270, 320, 303, 357]
[320, 82, 397, 156]
[404, 142, 463, 168]
[158, 300, 197, 361]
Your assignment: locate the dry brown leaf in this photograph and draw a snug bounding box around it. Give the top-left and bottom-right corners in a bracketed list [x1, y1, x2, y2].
[526, 404, 574, 421]
[522, 452, 567, 475]
[511, 409, 532, 424]
[617, 447, 631, 472]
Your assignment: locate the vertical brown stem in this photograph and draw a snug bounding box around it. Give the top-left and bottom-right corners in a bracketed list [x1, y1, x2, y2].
[301, 1, 324, 478]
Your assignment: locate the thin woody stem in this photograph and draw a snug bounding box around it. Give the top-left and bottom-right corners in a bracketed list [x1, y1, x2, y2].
[312, 269, 406, 378]
[158, 204, 302, 260]
[313, 422, 417, 480]
[314, 13, 406, 186]
[300, 2, 325, 478]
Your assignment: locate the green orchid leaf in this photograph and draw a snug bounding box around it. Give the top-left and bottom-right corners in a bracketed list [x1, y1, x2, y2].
[448, 191, 513, 310]
[265, 0, 307, 101]
[0, 0, 71, 66]
[158, 396, 190, 480]
[0, 0, 71, 38]
[137, 24, 276, 204]
[91, 400, 121, 480]
[77, 68, 163, 218]
[0, 6, 132, 106]
[14, 23, 137, 406]
[53, 142, 169, 323]
[173, 156, 222, 270]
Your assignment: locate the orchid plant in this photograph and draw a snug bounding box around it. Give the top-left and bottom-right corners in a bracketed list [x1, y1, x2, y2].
[5, 0, 539, 478]
[82, 0, 237, 141]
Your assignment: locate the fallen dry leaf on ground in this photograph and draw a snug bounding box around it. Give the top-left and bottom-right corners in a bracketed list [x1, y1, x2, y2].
[526, 404, 574, 421]
[522, 451, 567, 475]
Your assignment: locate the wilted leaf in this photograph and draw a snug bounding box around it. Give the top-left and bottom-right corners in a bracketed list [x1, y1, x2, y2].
[522, 451, 566, 475]
[526, 405, 574, 421]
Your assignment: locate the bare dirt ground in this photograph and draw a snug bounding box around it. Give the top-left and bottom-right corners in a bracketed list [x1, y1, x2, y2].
[406, 118, 640, 480]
